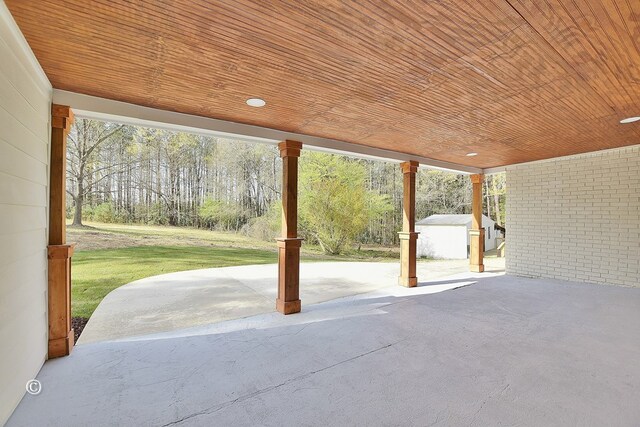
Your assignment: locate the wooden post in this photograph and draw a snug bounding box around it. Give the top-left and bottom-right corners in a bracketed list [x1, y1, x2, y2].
[399, 161, 419, 287]
[48, 104, 75, 358]
[276, 140, 303, 314]
[470, 174, 485, 273]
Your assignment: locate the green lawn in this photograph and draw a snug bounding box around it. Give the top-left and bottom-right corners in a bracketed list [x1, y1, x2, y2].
[69, 222, 399, 318]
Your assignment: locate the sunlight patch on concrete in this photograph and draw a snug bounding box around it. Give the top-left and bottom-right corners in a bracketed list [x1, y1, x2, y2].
[79, 260, 503, 344]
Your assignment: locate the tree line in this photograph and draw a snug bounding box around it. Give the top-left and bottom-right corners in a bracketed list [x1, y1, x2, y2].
[66, 119, 506, 254]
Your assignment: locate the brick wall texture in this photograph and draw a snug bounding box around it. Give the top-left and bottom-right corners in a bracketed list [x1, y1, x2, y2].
[506, 145, 640, 287]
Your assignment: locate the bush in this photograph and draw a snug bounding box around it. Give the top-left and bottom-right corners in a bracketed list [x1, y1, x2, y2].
[91, 202, 118, 223]
[198, 199, 248, 231]
[242, 202, 281, 241]
[138, 202, 169, 225]
[299, 152, 392, 255]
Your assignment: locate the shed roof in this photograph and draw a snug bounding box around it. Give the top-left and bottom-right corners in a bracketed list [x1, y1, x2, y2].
[416, 214, 492, 226]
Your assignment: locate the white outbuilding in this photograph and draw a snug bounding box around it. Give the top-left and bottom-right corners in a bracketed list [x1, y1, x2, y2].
[416, 214, 500, 259]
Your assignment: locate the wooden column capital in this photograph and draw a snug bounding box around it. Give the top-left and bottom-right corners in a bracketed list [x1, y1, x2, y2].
[278, 140, 302, 158]
[275, 237, 304, 248]
[470, 173, 484, 184]
[400, 160, 419, 174]
[48, 244, 75, 259]
[398, 232, 419, 240]
[52, 104, 75, 131]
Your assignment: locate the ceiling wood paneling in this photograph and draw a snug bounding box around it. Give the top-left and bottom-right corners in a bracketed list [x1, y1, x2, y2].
[6, 0, 640, 168]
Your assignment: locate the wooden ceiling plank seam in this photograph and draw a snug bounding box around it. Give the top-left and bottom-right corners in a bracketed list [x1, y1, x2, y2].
[346, 0, 519, 81]
[430, 18, 616, 129]
[518, 0, 637, 113]
[503, 0, 623, 117]
[619, 0, 640, 54]
[574, 0, 640, 111]
[563, 0, 637, 107]
[439, 76, 610, 131]
[584, 0, 640, 78]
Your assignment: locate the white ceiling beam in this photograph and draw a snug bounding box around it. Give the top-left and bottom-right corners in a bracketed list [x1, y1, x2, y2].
[53, 90, 483, 175]
[483, 166, 507, 175]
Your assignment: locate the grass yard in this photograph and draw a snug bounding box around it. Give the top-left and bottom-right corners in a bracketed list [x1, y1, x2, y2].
[68, 222, 399, 319]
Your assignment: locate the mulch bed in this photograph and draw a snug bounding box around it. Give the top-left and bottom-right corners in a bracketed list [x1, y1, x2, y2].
[72, 317, 89, 343]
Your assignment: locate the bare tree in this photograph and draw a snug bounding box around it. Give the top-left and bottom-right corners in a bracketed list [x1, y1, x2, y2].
[67, 119, 124, 226]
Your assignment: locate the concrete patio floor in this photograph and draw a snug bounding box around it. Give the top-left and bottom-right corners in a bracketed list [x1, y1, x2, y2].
[8, 272, 640, 426]
[79, 258, 505, 343]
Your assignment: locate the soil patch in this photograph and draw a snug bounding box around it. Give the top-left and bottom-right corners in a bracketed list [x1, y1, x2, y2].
[72, 317, 89, 343]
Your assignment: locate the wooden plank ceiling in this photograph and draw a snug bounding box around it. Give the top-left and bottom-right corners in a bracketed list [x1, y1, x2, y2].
[6, 0, 640, 168]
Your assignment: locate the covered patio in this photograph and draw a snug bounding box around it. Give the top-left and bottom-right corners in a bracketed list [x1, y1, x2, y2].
[8, 273, 640, 426]
[0, 0, 639, 425]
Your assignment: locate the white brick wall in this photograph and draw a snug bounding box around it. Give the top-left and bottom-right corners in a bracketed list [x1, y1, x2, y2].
[506, 145, 640, 287]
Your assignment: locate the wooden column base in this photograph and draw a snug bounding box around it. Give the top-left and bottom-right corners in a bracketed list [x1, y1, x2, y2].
[469, 229, 485, 273]
[276, 299, 302, 315]
[47, 244, 75, 358]
[48, 330, 74, 359]
[398, 276, 419, 287]
[398, 232, 419, 287]
[276, 238, 303, 314]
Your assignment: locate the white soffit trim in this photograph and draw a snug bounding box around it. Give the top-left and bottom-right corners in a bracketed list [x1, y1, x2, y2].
[483, 166, 507, 175]
[52, 90, 482, 175]
[0, 1, 51, 95]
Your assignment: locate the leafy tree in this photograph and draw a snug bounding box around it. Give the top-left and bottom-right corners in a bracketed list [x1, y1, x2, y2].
[299, 152, 392, 254]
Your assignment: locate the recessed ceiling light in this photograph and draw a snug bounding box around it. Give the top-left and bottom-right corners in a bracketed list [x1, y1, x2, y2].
[466, 152, 478, 157]
[620, 116, 640, 124]
[246, 98, 266, 107]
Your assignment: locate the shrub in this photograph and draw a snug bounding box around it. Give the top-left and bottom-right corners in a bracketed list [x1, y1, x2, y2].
[91, 202, 117, 223]
[198, 199, 248, 231]
[242, 202, 281, 241]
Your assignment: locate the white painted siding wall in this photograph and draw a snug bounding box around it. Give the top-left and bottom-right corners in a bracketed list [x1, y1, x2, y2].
[0, 2, 52, 424]
[507, 145, 640, 287]
[480, 218, 497, 251]
[417, 215, 497, 259]
[417, 225, 468, 259]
